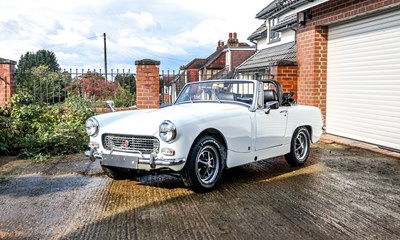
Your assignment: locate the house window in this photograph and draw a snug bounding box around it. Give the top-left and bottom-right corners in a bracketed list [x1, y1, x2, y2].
[269, 17, 281, 43]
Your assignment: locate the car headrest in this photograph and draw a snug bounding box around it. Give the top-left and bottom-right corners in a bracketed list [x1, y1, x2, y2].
[264, 90, 278, 103]
[218, 92, 236, 101]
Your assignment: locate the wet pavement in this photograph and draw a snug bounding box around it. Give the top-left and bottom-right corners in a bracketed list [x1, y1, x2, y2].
[0, 138, 399, 240]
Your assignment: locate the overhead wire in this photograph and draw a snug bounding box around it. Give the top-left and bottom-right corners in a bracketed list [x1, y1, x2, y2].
[45, 33, 190, 70]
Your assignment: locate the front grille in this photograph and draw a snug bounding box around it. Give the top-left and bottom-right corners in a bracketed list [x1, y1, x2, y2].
[102, 134, 160, 154]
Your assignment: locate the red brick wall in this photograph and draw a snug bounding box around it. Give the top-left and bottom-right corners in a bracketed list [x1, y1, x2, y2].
[297, 26, 327, 113]
[135, 59, 160, 109]
[296, 0, 400, 122]
[0, 62, 16, 107]
[186, 69, 199, 82]
[231, 50, 255, 69]
[208, 52, 226, 69]
[272, 65, 298, 99]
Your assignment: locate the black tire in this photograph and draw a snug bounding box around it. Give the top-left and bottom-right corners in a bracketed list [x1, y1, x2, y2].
[181, 135, 225, 192]
[284, 127, 311, 167]
[101, 165, 129, 180]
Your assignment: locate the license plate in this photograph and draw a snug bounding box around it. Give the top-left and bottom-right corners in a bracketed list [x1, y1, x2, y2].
[102, 154, 139, 169]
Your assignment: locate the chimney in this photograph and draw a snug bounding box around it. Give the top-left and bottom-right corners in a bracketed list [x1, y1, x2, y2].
[233, 32, 237, 43]
[217, 40, 225, 50]
[227, 32, 239, 47]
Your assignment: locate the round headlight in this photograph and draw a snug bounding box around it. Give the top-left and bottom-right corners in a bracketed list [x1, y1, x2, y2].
[85, 117, 99, 136]
[159, 120, 176, 142]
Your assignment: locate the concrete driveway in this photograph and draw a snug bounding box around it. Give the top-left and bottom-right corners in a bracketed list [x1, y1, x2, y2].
[0, 138, 399, 240]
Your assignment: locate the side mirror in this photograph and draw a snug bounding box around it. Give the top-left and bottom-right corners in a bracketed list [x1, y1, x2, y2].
[105, 100, 116, 112]
[264, 101, 279, 114]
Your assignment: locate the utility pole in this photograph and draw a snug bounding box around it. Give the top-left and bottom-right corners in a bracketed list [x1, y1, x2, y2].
[103, 33, 108, 81]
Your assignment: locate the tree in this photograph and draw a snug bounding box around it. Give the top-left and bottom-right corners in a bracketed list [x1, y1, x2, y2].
[17, 49, 59, 72]
[16, 50, 60, 85]
[30, 66, 69, 104]
[115, 74, 136, 94]
[71, 72, 118, 101]
[114, 74, 136, 107]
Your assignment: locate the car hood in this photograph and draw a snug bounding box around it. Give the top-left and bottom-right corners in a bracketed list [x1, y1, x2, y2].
[94, 103, 248, 136]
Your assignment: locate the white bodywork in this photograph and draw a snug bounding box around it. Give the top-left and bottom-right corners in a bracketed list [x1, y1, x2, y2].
[86, 80, 323, 172]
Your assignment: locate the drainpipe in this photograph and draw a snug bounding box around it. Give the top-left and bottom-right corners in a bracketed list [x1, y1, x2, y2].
[250, 40, 258, 50]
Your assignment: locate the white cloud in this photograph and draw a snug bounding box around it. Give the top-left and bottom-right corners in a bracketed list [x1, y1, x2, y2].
[0, 0, 272, 71]
[121, 11, 157, 31]
[56, 52, 79, 61]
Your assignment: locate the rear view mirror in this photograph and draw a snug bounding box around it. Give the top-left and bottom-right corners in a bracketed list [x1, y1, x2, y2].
[105, 100, 116, 112]
[266, 101, 279, 109]
[264, 101, 279, 114]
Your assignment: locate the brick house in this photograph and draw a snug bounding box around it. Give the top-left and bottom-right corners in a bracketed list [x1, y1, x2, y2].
[246, 0, 400, 151]
[235, 0, 298, 96]
[181, 33, 255, 81]
[182, 59, 208, 82]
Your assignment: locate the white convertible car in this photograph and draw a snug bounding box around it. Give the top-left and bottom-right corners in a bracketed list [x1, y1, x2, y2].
[85, 80, 323, 192]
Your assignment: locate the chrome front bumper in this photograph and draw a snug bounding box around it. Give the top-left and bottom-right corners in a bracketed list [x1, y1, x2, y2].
[84, 147, 186, 170]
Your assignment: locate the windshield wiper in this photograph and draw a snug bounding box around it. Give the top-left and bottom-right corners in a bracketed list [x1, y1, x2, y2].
[214, 92, 221, 103]
[185, 92, 193, 103]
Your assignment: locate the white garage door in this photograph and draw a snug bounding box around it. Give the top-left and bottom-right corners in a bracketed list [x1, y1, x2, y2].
[327, 10, 400, 151]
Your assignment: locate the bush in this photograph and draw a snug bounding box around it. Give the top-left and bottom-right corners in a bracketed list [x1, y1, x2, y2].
[0, 94, 94, 161]
[0, 115, 12, 153]
[16, 66, 70, 104]
[71, 72, 117, 101]
[114, 85, 136, 108]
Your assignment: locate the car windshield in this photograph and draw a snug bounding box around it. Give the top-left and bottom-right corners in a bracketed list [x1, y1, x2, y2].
[175, 80, 255, 106]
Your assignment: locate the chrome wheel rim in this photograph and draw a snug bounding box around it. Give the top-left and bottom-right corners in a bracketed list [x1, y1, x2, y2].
[195, 145, 220, 185]
[295, 130, 309, 161]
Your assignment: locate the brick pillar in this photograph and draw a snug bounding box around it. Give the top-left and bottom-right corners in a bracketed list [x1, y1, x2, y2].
[297, 25, 328, 122]
[0, 58, 17, 107]
[135, 59, 160, 109]
[271, 65, 298, 99]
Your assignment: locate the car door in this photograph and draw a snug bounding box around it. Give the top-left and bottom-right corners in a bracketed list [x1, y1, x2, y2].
[255, 106, 288, 150]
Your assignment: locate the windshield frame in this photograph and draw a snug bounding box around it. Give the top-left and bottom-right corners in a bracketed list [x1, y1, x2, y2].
[174, 79, 260, 111]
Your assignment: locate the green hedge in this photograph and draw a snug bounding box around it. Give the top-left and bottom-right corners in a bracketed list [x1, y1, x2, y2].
[0, 93, 94, 161]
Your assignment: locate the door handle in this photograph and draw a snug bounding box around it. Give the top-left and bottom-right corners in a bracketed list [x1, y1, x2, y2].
[280, 110, 287, 117]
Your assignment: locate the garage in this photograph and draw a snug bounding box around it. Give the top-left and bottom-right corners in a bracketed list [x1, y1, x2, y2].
[326, 10, 400, 151]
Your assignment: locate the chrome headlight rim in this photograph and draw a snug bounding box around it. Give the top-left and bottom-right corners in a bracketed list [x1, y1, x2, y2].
[85, 117, 99, 137]
[159, 120, 177, 143]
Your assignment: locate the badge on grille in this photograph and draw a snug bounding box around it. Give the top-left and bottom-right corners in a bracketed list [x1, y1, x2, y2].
[123, 140, 130, 148]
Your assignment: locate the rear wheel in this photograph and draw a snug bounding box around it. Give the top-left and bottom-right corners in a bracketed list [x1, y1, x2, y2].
[284, 127, 310, 167]
[182, 135, 225, 192]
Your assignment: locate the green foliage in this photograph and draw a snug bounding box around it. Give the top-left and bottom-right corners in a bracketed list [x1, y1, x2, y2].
[70, 72, 136, 108]
[71, 72, 117, 101]
[0, 94, 94, 160]
[114, 85, 136, 108]
[17, 50, 59, 73]
[16, 66, 70, 104]
[16, 50, 60, 88]
[0, 115, 12, 153]
[115, 74, 136, 95]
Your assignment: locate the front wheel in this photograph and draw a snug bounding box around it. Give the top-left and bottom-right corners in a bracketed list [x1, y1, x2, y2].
[181, 135, 225, 192]
[284, 127, 311, 167]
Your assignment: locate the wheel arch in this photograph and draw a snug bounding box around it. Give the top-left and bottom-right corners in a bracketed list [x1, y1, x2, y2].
[190, 128, 228, 168]
[291, 125, 312, 142]
[303, 125, 312, 142]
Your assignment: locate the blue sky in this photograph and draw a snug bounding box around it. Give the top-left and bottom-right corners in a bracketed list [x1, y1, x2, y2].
[1, 0, 271, 72]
